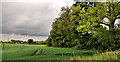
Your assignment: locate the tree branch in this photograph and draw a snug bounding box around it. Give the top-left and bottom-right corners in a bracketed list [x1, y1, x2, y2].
[100, 22, 110, 27]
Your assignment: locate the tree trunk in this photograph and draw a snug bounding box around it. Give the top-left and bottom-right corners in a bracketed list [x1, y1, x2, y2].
[110, 21, 115, 39]
[108, 2, 115, 39]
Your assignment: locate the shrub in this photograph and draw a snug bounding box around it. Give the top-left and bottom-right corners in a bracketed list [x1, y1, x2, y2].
[36, 42, 46, 45]
[32, 41, 37, 44]
[11, 40, 25, 44]
[11, 40, 16, 44]
[28, 39, 34, 44]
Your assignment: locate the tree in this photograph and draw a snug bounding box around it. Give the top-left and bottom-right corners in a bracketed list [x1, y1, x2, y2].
[28, 39, 34, 44]
[46, 6, 73, 47]
[46, 3, 92, 48]
[46, 1, 120, 51]
[76, 2, 120, 38]
[75, 2, 120, 50]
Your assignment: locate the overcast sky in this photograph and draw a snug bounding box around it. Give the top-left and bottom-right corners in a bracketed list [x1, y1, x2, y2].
[1, 0, 119, 41]
[1, 0, 74, 37]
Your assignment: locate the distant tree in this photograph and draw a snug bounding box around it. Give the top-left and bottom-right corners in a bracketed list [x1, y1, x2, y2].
[28, 39, 34, 44]
[11, 40, 16, 44]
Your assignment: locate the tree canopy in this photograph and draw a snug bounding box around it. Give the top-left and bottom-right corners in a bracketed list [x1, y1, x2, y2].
[46, 2, 120, 51]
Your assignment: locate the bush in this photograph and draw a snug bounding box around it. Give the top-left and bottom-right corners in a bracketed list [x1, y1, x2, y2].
[28, 39, 34, 44]
[11, 40, 16, 44]
[35, 41, 46, 45]
[11, 40, 24, 44]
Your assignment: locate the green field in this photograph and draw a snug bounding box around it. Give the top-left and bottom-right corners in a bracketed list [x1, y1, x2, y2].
[2, 44, 97, 60]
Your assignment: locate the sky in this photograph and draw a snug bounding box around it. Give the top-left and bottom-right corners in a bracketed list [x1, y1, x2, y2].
[0, 0, 75, 41]
[1, 0, 119, 41]
[0, 34, 48, 41]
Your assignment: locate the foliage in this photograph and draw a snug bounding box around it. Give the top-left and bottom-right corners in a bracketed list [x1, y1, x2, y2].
[46, 4, 91, 48]
[75, 2, 120, 51]
[27, 39, 34, 44]
[36, 41, 46, 45]
[32, 41, 46, 45]
[11, 40, 24, 44]
[46, 2, 120, 51]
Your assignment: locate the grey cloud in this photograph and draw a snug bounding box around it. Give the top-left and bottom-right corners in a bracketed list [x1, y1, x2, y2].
[2, 2, 65, 36]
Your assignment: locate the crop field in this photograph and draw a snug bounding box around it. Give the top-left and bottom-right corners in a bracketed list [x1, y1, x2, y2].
[2, 44, 97, 60]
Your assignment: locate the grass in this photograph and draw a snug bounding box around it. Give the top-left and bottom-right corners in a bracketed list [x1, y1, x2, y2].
[70, 50, 120, 60]
[2, 43, 97, 60]
[2, 43, 119, 61]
